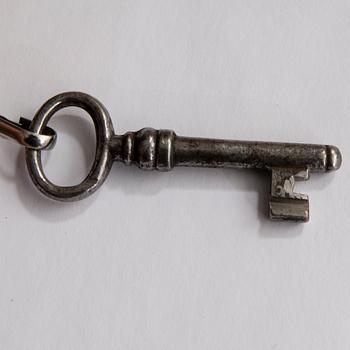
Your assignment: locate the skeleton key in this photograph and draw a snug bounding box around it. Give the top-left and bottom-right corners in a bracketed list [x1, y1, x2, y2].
[1, 92, 341, 222]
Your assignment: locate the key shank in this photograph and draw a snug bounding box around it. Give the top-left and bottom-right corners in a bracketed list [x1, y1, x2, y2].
[110, 128, 341, 222]
[110, 128, 340, 172]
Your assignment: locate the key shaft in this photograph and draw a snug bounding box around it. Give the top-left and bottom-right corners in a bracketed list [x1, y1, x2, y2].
[110, 128, 341, 222]
[110, 128, 340, 172]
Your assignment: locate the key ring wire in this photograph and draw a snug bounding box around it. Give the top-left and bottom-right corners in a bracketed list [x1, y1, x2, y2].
[0, 116, 56, 150]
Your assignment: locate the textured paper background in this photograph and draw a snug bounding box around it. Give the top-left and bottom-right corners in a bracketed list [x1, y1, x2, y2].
[0, 1, 349, 349]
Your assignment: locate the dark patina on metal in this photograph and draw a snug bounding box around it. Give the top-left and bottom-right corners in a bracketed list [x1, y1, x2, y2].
[14, 92, 341, 222]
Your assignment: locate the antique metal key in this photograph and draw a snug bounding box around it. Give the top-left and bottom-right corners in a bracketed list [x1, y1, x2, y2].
[0, 92, 342, 222]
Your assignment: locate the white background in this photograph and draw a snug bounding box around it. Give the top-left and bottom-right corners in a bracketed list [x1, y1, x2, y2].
[0, 1, 349, 349]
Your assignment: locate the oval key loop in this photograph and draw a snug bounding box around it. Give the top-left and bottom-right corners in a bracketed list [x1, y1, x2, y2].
[25, 92, 114, 201]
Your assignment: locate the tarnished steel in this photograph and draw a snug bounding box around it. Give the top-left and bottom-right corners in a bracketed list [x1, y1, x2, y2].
[1, 92, 341, 222]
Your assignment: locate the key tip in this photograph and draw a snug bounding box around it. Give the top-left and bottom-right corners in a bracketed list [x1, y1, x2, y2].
[326, 145, 342, 171]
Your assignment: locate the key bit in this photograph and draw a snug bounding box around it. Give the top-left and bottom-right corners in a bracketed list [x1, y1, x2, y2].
[269, 167, 310, 221]
[21, 92, 341, 222]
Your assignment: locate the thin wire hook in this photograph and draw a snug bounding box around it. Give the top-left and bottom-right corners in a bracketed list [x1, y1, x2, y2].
[0, 116, 56, 150]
